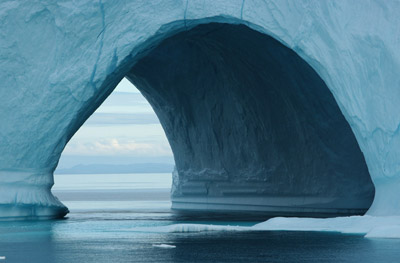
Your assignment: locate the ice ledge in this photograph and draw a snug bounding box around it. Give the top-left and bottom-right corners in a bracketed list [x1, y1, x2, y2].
[0, 169, 68, 220]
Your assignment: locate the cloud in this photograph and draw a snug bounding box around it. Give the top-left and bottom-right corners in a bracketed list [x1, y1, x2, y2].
[63, 138, 173, 157]
[84, 113, 160, 125]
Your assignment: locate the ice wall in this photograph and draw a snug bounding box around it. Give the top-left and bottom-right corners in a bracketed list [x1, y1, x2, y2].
[0, 0, 399, 219]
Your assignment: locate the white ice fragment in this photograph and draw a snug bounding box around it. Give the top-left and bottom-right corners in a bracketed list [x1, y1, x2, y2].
[152, 244, 176, 249]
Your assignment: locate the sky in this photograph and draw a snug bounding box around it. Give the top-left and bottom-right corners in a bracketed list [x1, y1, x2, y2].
[56, 78, 174, 169]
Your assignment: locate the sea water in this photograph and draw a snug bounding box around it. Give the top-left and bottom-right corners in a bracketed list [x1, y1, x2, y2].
[0, 173, 399, 263]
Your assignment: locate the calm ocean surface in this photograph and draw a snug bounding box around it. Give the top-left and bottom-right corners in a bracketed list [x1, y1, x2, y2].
[0, 173, 399, 263]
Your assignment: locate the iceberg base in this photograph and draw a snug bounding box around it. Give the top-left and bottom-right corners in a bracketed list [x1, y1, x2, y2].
[0, 169, 68, 220]
[171, 196, 370, 217]
[0, 204, 68, 220]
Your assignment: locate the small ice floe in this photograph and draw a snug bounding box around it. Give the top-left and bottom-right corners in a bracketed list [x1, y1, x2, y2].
[0, 256, 5, 260]
[152, 244, 176, 249]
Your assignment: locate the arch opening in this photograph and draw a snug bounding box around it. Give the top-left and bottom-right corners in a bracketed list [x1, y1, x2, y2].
[126, 22, 374, 217]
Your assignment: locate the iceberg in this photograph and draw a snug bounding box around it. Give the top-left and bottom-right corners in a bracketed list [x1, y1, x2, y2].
[0, 0, 399, 223]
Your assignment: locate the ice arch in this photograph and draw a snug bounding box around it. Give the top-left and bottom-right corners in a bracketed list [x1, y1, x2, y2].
[0, 1, 399, 219]
[127, 23, 374, 216]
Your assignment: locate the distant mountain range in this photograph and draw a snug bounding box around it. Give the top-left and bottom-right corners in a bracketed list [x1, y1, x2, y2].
[55, 163, 174, 174]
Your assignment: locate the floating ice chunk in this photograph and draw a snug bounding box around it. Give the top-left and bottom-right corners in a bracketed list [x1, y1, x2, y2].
[152, 244, 176, 249]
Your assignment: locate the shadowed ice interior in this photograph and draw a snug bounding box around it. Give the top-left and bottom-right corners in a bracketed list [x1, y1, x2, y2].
[127, 22, 375, 217]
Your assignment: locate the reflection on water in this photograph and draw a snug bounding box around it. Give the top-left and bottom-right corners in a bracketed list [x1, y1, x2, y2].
[2, 216, 400, 263]
[1, 173, 399, 262]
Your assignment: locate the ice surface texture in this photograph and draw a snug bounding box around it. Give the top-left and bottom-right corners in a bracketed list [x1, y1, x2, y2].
[0, 0, 399, 219]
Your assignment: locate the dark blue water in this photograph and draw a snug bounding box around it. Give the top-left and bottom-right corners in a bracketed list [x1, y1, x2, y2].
[1, 214, 400, 263]
[0, 174, 399, 262]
